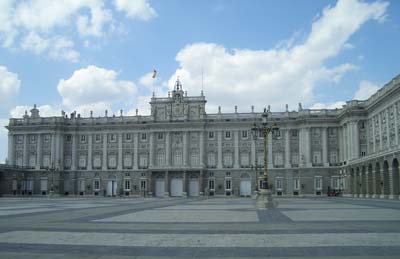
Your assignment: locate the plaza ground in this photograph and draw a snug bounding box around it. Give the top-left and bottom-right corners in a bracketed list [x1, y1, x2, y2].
[0, 197, 399, 258]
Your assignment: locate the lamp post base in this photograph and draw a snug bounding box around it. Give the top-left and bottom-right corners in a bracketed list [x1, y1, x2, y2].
[256, 189, 277, 210]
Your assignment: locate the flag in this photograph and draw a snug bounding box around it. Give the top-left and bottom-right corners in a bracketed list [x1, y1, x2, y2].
[152, 69, 157, 78]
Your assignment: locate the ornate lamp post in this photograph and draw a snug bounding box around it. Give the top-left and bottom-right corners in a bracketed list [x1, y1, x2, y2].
[251, 107, 279, 209]
[47, 162, 58, 197]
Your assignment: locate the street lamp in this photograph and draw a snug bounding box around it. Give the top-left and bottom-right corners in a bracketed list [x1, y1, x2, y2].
[250, 158, 262, 193]
[47, 162, 58, 197]
[251, 107, 279, 209]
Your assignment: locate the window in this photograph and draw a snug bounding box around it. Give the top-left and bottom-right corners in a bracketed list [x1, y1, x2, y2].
[293, 178, 300, 191]
[94, 180, 100, 190]
[332, 177, 340, 190]
[95, 134, 101, 142]
[157, 132, 164, 140]
[361, 151, 366, 157]
[124, 180, 131, 190]
[141, 133, 147, 141]
[329, 128, 336, 137]
[139, 154, 148, 168]
[225, 179, 232, 190]
[190, 151, 199, 166]
[240, 153, 249, 167]
[226, 172, 231, 177]
[30, 135, 36, 143]
[291, 130, 298, 137]
[123, 153, 132, 168]
[141, 172, 146, 177]
[274, 152, 283, 166]
[110, 134, 116, 142]
[208, 131, 214, 140]
[126, 133, 132, 141]
[292, 153, 299, 165]
[225, 131, 231, 139]
[78, 155, 86, 168]
[241, 130, 248, 139]
[208, 179, 215, 190]
[223, 152, 232, 167]
[93, 154, 101, 168]
[16, 135, 23, 143]
[274, 130, 281, 138]
[157, 151, 165, 166]
[257, 153, 264, 166]
[173, 149, 183, 166]
[207, 153, 216, 167]
[209, 172, 214, 177]
[312, 151, 321, 164]
[275, 177, 283, 190]
[329, 151, 337, 164]
[80, 135, 86, 143]
[140, 180, 147, 191]
[66, 135, 72, 142]
[44, 135, 51, 143]
[314, 176, 322, 190]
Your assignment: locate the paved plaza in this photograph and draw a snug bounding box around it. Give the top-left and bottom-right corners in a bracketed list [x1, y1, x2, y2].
[0, 197, 399, 258]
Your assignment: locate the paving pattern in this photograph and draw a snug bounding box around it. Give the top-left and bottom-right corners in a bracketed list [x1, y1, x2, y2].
[0, 196, 399, 258]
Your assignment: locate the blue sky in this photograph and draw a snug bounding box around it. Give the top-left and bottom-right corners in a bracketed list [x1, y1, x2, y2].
[0, 0, 399, 162]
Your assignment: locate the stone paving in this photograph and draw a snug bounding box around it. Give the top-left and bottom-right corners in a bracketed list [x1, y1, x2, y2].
[0, 196, 399, 258]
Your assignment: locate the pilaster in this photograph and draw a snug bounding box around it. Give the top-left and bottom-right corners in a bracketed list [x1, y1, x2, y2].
[71, 133, 77, 171]
[284, 129, 291, 168]
[268, 133, 273, 168]
[87, 134, 92, 170]
[149, 132, 154, 167]
[234, 130, 239, 168]
[117, 133, 123, 170]
[322, 127, 328, 166]
[36, 134, 42, 170]
[102, 133, 107, 170]
[7, 134, 15, 166]
[165, 131, 171, 167]
[183, 131, 188, 167]
[133, 133, 138, 170]
[217, 130, 222, 169]
[199, 131, 204, 167]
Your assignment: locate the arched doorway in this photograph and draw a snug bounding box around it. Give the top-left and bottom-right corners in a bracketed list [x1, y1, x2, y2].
[155, 174, 165, 197]
[392, 159, 399, 198]
[383, 160, 390, 198]
[106, 175, 117, 197]
[189, 174, 199, 197]
[170, 176, 183, 197]
[240, 173, 251, 197]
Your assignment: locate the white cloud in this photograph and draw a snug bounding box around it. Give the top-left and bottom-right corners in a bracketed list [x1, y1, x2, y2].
[0, 66, 21, 117]
[113, 0, 157, 20]
[0, 0, 157, 61]
[310, 101, 346, 110]
[354, 80, 380, 100]
[168, 0, 388, 112]
[48, 37, 80, 63]
[57, 65, 137, 114]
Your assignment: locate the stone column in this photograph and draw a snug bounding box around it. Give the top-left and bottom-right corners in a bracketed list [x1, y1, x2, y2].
[149, 132, 154, 167]
[199, 131, 204, 167]
[386, 109, 390, 149]
[338, 128, 343, 163]
[284, 129, 291, 168]
[322, 127, 328, 166]
[87, 134, 92, 170]
[7, 134, 15, 166]
[71, 133, 77, 171]
[251, 135, 256, 165]
[389, 168, 394, 199]
[183, 131, 188, 166]
[234, 130, 239, 168]
[354, 122, 360, 159]
[379, 113, 383, 151]
[199, 170, 204, 195]
[372, 118, 376, 153]
[36, 134, 42, 170]
[118, 133, 123, 170]
[23, 134, 29, 167]
[268, 133, 273, 168]
[394, 103, 399, 146]
[102, 133, 107, 170]
[343, 124, 347, 162]
[182, 171, 187, 197]
[365, 172, 369, 198]
[380, 169, 385, 199]
[133, 133, 138, 170]
[372, 169, 377, 198]
[217, 130, 223, 169]
[50, 134, 56, 166]
[165, 132, 171, 167]
[58, 133, 64, 169]
[164, 171, 169, 197]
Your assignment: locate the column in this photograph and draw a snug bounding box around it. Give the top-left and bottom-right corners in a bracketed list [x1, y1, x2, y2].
[389, 168, 394, 199]
[338, 127, 343, 163]
[322, 127, 328, 166]
[251, 135, 256, 165]
[165, 132, 171, 167]
[117, 133, 123, 170]
[386, 109, 390, 149]
[50, 133, 56, 166]
[343, 124, 348, 161]
[347, 123, 352, 159]
[102, 133, 107, 170]
[199, 171, 204, 195]
[149, 132, 154, 167]
[71, 133, 77, 171]
[379, 113, 383, 151]
[354, 122, 360, 159]
[164, 171, 169, 196]
[394, 103, 399, 145]
[199, 131, 204, 167]
[182, 171, 187, 196]
[23, 134, 29, 166]
[353, 171, 357, 197]
[7, 134, 15, 166]
[234, 130, 239, 168]
[284, 129, 291, 168]
[133, 133, 138, 170]
[268, 133, 273, 168]
[87, 134, 92, 170]
[372, 118, 376, 153]
[183, 131, 188, 166]
[365, 172, 369, 198]
[36, 134, 42, 170]
[58, 133, 64, 169]
[217, 130, 223, 169]
[372, 169, 377, 198]
[380, 169, 385, 198]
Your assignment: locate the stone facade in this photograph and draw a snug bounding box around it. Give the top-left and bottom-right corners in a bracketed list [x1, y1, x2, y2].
[1, 75, 400, 198]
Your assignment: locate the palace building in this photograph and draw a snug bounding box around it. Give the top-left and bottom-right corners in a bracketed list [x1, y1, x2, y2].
[0, 75, 399, 198]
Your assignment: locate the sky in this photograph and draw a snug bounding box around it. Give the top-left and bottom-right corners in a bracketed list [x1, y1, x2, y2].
[0, 0, 399, 163]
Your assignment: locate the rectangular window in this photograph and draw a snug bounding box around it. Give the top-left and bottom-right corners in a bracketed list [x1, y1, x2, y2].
[208, 179, 215, 190]
[226, 172, 231, 177]
[141, 133, 147, 141]
[95, 134, 101, 142]
[30, 135, 36, 143]
[94, 180, 100, 190]
[208, 132, 214, 139]
[209, 172, 214, 177]
[207, 153, 216, 167]
[140, 180, 147, 190]
[80, 135, 86, 143]
[314, 176, 322, 190]
[66, 135, 72, 142]
[124, 180, 131, 190]
[275, 177, 283, 190]
[225, 179, 232, 190]
[110, 134, 116, 142]
[241, 130, 248, 139]
[126, 133, 132, 141]
[225, 131, 231, 139]
[291, 130, 298, 137]
[293, 178, 300, 191]
[157, 132, 164, 140]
